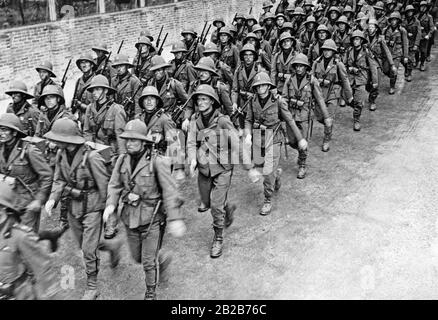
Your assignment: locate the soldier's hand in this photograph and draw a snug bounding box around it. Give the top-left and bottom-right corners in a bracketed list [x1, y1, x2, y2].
[182, 119, 190, 132]
[103, 205, 115, 223]
[324, 117, 333, 128]
[413, 45, 418, 51]
[425, 35, 430, 40]
[403, 57, 409, 64]
[372, 83, 378, 89]
[26, 199, 41, 214]
[45, 200, 55, 217]
[168, 220, 186, 238]
[189, 159, 197, 177]
[278, 72, 284, 79]
[232, 103, 238, 113]
[391, 65, 397, 74]
[298, 138, 308, 150]
[248, 168, 262, 183]
[173, 168, 186, 182]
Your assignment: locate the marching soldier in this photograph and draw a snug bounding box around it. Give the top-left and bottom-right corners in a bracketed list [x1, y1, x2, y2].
[332, 15, 352, 62]
[182, 28, 205, 65]
[187, 85, 253, 257]
[147, 56, 189, 127]
[231, 44, 265, 130]
[218, 26, 241, 75]
[271, 32, 298, 96]
[308, 24, 332, 65]
[299, 16, 318, 56]
[252, 24, 273, 59]
[327, 6, 342, 34]
[366, 19, 397, 111]
[245, 14, 258, 34]
[383, 12, 409, 94]
[342, 5, 355, 28]
[374, 1, 388, 30]
[235, 14, 248, 43]
[169, 41, 197, 93]
[402, 5, 421, 81]
[111, 54, 143, 119]
[263, 13, 278, 48]
[312, 39, 352, 151]
[72, 53, 96, 127]
[0, 113, 53, 232]
[290, 7, 307, 36]
[314, 4, 329, 26]
[260, 1, 274, 26]
[243, 33, 272, 72]
[92, 43, 116, 81]
[417, 1, 435, 71]
[303, 0, 315, 16]
[0, 180, 60, 300]
[5, 81, 40, 137]
[345, 30, 379, 131]
[202, 43, 234, 89]
[210, 17, 225, 44]
[44, 118, 120, 300]
[132, 36, 156, 86]
[32, 61, 57, 108]
[244, 72, 308, 215]
[282, 53, 331, 178]
[285, 3, 296, 22]
[104, 119, 186, 300]
[275, 13, 287, 34]
[385, 0, 398, 16]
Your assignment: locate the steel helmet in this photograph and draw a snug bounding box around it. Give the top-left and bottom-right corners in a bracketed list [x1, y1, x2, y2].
[138, 86, 164, 109]
[234, 13, 246, 21]
[120, 119, 151, 141]
[203, 42, 220, 55]
[279, 32, 296, 45]
[36, 61, 56, 78]
[251, 72, 275, 89]
[262, 1, 273, 9]
[293, 7, 306, 16]
[281, 22, 294, 33]
[304, 0, 315, 7]
[76, 52, 97, 69]
[252, 24, 265, 34]
[355, 12, 367, 21]
[92, 42, 110, 55]
[139, 29, 154, 42]
[276, 13, 286, 20]
[39, 85, 65, 105]
[0, 180, 20, 213]
[246, 15, 258, 24]
[181, 28, 197, 37]
[287, 3, 296, 12]
[135, 36, 156, 53]
[321, 39, 338, 52]
[239, 43, 259, 61]
[316, 24, 332, 37]
[244, 32, 258, 42]
[112, 54, 134, 68]
[194, 57, 219, 77]
[191, 84, 220, 107]
[213, 17, 225, 27]
[171, 41, 188, 54]
[404, 5, 416, 12]
[304, 16, 317, 26]
[218, 26, 233, 38]
[315, 4, 324, 12]
[336, 15, 350, 26]
[150, 55, 172, 72]
[368, 18, 379, 26]
[86, 75, 116, 94]
[373, 1, 384, 10]
[291, 53, 311, 69]
[388, 11, 402, 22]
[350, 30, 368, 44]
[44, 117, 84, 145]
[5, 81, 34, 100]
[328, 6, 341, 14]
[343, 5, 354, 14]
[263, 12, 276, 21]
[420, 1, 428, 6]
[0, 113, 26, 137]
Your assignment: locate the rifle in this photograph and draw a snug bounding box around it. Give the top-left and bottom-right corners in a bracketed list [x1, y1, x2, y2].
[117, 40, 124, 54]
[169, 97, 191, 123]
[61, 59, 72, 89]
[230, 96, 253, 124]
[306, 98, 314, 140]
[156, 25, 164, 48]
[202, 24, 212, 45]
[249, 7, 253, 15]
[98, 51, 112, 76]
[122, 84, 144, 119]
[232, 12, 238, 25]
[199, 21, 208, 42]
[158, 33, 168, 55]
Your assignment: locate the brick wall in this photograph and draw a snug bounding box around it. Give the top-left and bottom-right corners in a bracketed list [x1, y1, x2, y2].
[0, 0, 265, 101]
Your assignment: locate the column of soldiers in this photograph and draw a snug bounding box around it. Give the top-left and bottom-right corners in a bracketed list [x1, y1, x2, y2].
[1, 0, 437, 301]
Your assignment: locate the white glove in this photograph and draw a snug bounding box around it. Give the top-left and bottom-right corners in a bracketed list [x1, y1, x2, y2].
[248, 168, 262, 183]
[45, 200, 55, 217]
[298, 139, 308, 150]
[324, 117, 333, 128]
[182, 119, 190, 132]
[189, 159, 197, 177]
[168, 220, 186, 238]
[244, 134, 252, 146]
[103, 205, 115, 223]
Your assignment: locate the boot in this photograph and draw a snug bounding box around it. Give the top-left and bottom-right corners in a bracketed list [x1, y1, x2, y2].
[108, 239, 122, 269]
[426, 56, 432, 62]
[415, 60, 420, 68]
[420, 63, 426, 71]
[369, 102, 377, 111]
[224, 203, 236, 228]
[274, 168, 282, 191]
[353, 118, 361, 131]
[260, 200, 272, 216]
[406, 72, 412, 82]
[144, 286, 157, 300]
[322, 122, 333, 152]
[297, 149, 307, 179]
[210, 227, 223, 258]
[197, 202, 210, 213]
[82, 275, 99, 300]
[158, 251, 172, 284]
[104, 226, 117, 240]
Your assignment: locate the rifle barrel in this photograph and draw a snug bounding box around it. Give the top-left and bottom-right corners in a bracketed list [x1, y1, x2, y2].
[117, 40, 124, 54]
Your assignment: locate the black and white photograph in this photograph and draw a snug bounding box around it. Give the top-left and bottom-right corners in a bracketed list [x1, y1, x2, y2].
[0, 0, 437, 306]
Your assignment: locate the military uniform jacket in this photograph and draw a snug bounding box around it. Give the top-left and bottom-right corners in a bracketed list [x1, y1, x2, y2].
[215, 60, 234, 89]
[187, 109, 248, 177]
[32, 78, 57, 107]
[184, 40, 205, 65]
[264, 26, 278, 48]
[299, 30, 316, 55]
[418, 13, 434, 39]
[112, 72, 143, 116]
[308, 40, 324, 65]
[0, 220, 58, 300]
[132, 54, 154, 85]
[261, 39, 273, 60]
[244, 94, 304, 145]
[312, 56, 353, 102]
[345, 46, 379, 86]
[219, 43, 241, 74]
[73, 73, 95, 111]
[50, 145, 109, 218]
[332, 29, 352, 58]
[383, 26, 409, 59]
[232, 62, 263, 106]
[271, 50, 297, 94]
[6, 102, 40, 137]
[210, 28, 219, 44]
[0, 140, 53, 210]
[147, 76, 188, 114]
[282, 74, 329, 122]
[136, 109, 177, 151]
[366, 33, 395, 67]
[327, 21, 337, 35]
[403, 17, 422, 48]
[94, 56, 117, 83]
[169, 59, 197, 93]
[107, 152, 182, 229]
[188, 79, 233, 117]
[84, 99, 127, 156]
[35, 105, 74, 138]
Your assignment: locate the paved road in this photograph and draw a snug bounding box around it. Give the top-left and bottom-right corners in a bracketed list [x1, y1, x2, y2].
[39, 48, 438, 300]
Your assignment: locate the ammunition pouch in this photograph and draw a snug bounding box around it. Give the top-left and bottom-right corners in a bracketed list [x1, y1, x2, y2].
[289, 98, 305, 109]
[348, 67, 360, 74]
[64, 186, 84, 200]
[319, 78, 332, 87]
[0, 272, 28, 300]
